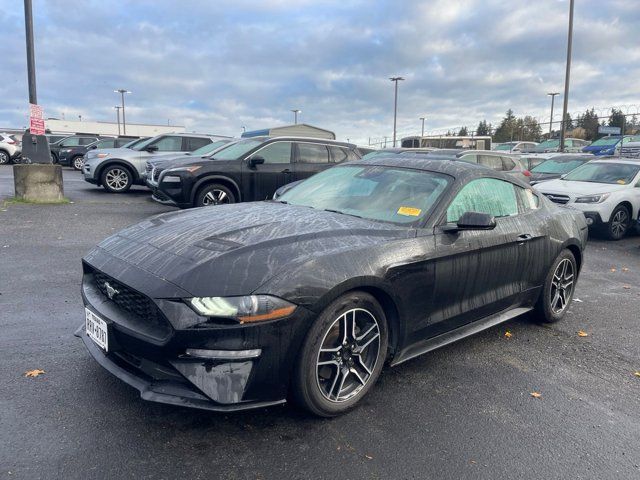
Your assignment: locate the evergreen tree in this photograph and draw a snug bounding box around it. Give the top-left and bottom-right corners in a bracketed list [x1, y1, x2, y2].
[475, 120, 490, 136]
[458, 126, 468, 136]
[576, 108, 599, 140]
[493, 109, 517, 142]
[608, 108, 626, 133]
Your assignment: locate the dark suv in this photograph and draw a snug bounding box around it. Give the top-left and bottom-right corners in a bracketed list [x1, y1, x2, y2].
[51, 135, 100, 164]
[154, 136, 361, 208]
[59, 137, 140, 170]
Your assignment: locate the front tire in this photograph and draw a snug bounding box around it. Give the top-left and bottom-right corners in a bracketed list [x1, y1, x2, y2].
[292, 292, 388, 417]
[195, 183, 236, 207]
[605, 205, 630, 240]
[0, 151, 9, 164]
[101, 165, 133, 193]
[72, 155, 84, 171]
[535, 249, 577, 323]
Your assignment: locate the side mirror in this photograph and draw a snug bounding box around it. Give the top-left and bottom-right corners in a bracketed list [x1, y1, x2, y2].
[248, 156, 265, 167]
[90, 145, 97, 150]
[146, 145, 158, 152]
[442, 211, 496, 233]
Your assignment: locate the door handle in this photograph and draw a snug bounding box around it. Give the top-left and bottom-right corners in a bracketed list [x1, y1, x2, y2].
[516, 233, 533, 243]
[281, 169, 292, 174]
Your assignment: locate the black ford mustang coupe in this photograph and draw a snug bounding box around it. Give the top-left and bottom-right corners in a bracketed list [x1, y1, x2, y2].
[78, 157, 588, 416]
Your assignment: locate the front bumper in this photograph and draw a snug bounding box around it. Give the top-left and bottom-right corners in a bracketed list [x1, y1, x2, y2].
[581, 211, 604, 226]
[77, 264, 314, 412]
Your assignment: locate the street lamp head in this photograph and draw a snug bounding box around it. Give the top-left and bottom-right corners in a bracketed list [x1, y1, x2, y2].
[389, 77, 405, 82]
[547, 92, 560, 97]
[291, 109, 301, 113]
[114, 89, 131, 94]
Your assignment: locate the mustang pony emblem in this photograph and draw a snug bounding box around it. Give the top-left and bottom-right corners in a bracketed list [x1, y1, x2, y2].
[105, 282, 119, 300]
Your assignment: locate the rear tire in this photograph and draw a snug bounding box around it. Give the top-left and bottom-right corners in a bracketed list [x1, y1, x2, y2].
[195, 183, 236, 207]
[101, 165, 133, 193]
[605, 205, 630, 240]
[292, 292, 388, 417]
[0, 151, 9, 164]
[534, 249, 577, 323]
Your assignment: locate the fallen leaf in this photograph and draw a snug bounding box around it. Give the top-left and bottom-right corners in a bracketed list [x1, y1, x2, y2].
[622, 267, 629, 272]
[24, 369, 45, 378]
[634, 372, 640, 378]
[573, 298, 583, 303]
[623, 285, 631, 290]
[504, 331, 513, 338]
[530, 392, 542, 399]
[364, 455, 373, 460]
[610, 268, 616, 272]
[577, 331, 589, 337]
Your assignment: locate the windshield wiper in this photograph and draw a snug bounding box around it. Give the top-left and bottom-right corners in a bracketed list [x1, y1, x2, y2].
[323, 208, 363, 219]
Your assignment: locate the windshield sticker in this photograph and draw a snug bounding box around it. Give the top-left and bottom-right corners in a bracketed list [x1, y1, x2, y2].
[616, 179, 626, 184]
[397, 206, 422, 217]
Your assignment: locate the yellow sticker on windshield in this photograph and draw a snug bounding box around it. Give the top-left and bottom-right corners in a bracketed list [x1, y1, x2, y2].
[616, 179, 626, 185]
[397, 206, 422, 217]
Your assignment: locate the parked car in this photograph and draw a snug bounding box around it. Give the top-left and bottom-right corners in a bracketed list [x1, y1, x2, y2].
[78, 155, 587, 416]
[533, 138, 590, 153]
[83, 133, 227, 193]
[529, 154, 593, 185]
[50, 135, 101, 163]
[534, 158, 640, 240]
[360, 148, 436, 160]
[425, 150, 531, 183]
[145, 139, 235, 190]
[620, 141, 640, 159]
[153, 136, 362, 208]
[45, 134, 69, 144]
[0, 133, 22, 164]
[493, 141, 538, 153]
[59, 137, 139, 170]
[582, 135, 640, 156]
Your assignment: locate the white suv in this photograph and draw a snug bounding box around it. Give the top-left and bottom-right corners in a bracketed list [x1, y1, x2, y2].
[534, 158, 640, 240]
[0, 133, 21, 164]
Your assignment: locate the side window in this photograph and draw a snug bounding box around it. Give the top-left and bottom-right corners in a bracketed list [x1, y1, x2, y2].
[185, 137, 211, 151]
[501, 157, 516, 170]
[516, 186, 540, 211]
[329, 146, 348, 163]
[115, 138, 130, 147]
[99, 139, 116, 148]
[79, 137, 96, 145]
[446, 178, 519, 223]
[255, 142, 292, 164]
[61, 137, 81, 147]
[346, 149, 360, 161]
[298, 143, 329, 163]
[151, 136, 183, 151]
[458, 154, 477, 164]
[478, 155, 503, 170]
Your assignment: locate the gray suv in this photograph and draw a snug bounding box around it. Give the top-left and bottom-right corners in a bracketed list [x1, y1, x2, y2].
[83, 133, 228, 192]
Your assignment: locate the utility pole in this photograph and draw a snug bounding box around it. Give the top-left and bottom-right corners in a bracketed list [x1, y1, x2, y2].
[420, 117, 425, 137]
[114, 89, 130, 134]
[114, 106, 121, 135]
[547, 92, 560, 137]
[291, 109, 301, 124]
[559, 0, 574, 152]
[24, 0, 37, 104]
[390, 77, 404, 147]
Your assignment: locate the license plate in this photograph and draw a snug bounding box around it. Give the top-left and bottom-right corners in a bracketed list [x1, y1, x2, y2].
[85, 308, 109, 352]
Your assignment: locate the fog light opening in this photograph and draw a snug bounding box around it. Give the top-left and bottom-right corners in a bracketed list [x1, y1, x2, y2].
[585, 217, 594, 225]
[185, 348, 262, 360]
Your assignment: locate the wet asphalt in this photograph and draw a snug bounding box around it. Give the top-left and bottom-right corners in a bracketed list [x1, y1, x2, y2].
[1, 165, 639, 480]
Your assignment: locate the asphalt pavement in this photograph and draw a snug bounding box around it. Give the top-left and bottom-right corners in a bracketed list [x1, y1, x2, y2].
[1, 165, 639, 480]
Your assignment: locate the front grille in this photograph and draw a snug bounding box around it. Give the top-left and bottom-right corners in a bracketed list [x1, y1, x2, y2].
[152, 167, 164, 181]
[92, 271, 167, 332]
[621, 147, 640, 158]
[543, 193, 570, 204]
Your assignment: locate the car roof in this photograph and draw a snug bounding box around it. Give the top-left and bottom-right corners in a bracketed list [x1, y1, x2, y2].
[243, 136, 356, 148]
[589, 157, 640, 165]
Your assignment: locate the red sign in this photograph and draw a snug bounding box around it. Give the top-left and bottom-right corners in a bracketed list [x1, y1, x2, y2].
[30, 117, 45, 135]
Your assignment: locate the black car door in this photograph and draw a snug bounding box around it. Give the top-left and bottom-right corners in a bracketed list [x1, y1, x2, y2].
[242, 141, 293, 200]
[427, 177, 531, 335]
[293, 142, 331, 180]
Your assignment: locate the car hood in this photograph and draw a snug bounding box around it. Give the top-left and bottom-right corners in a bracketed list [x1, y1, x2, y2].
[149, 155, 203, 169]
[534, 178, 628, 195]
[530, 172, 561, 183]
[83, 202, 411, 298]
[582, 145, 616, 154]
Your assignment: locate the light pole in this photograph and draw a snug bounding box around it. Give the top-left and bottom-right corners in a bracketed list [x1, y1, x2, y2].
[547, 92, 559, 137]
[114, 106, 121, 135]
[114, 89, 131, 134]
[291, 109, 301, 124]
[559, 0, 574, 152]
[419, 116, 425, 137]
[23, 0, 37, 105]
[390, 77, 404, 147]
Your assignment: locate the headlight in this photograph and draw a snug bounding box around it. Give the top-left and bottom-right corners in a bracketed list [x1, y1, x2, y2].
[188, 295, 296, 323]
[165, 165, 202, 173]
[96, 153, 110, 158]
[575, 193, 610, 203]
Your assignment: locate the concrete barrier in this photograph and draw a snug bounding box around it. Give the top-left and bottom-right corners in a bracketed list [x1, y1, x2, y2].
[13, 164, 65, 202]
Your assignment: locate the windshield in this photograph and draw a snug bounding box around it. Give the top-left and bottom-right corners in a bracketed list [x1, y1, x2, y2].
[495, 143, 517, 151]
[563, 162, 640, 184]
[361, 151, 394, 160]
[122, 138, 147, 148]
[131, 136, 159, 151]
[190, 139, 231, 156]
[531, 158, 589, 174]
[534, 140, 559, 151]
[590, 136, 621, 147]
[278, 165, 451, 225]
[212, 139, 264, 160]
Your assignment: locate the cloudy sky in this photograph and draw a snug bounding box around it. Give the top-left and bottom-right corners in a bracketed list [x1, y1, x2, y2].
[1, 0, 638, 144]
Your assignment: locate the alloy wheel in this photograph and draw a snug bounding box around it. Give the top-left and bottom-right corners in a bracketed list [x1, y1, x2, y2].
[549, 258, 574, 315]
[610, 209, 628, 239]
[105, 168, 129, 191]
[202, 189, 230, 206]
[0, 151, 8, 164]
[73, 156, 84, 170]
[316, 308, 381, 403]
